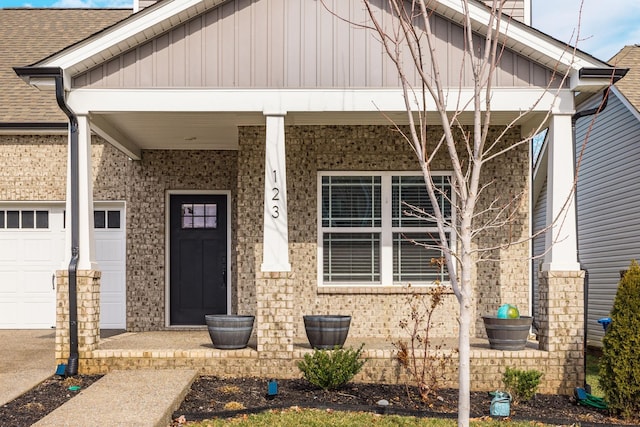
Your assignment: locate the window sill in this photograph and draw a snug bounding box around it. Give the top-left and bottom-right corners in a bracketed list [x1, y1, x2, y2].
[317, 285, 453, 295]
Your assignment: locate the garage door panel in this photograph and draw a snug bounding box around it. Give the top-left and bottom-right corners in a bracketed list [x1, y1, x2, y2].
[0, 238, 19, 260]
[0, 301, 19, 326]
[0, 272, 19, 293]
[23, 238, 54, 261]
[95, 239, 124, 262]
[23, 270, 55, 294]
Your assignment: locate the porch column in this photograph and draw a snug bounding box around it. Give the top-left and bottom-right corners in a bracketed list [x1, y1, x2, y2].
[538, 113, 585, 394]
[542, 113, 580, 272]
[63, 114, 97, 270]
[256, 113, 294, 375]
[55, 114, 101, 368]
[261, 113, 291, 272]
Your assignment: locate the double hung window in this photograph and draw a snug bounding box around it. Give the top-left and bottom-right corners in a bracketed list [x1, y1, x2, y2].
[319, 172, 453, 286]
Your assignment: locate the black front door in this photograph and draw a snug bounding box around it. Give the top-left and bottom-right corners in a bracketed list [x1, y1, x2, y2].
[170, 194, 227, 325]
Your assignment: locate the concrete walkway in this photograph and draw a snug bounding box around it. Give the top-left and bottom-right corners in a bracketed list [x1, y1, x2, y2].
[0, 330, 55, 406]
[33, 369, 198, 427]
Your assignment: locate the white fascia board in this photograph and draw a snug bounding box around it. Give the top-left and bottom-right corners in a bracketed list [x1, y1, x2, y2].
[39, 0, 227, 78]
[439, 0, 609, 71]
[66, 88, 575, 115]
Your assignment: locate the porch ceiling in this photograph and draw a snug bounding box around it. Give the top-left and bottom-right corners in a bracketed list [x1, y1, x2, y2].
[90, 110, 549, 157]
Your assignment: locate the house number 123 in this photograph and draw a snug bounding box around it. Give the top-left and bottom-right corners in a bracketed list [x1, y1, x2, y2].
[271, 170, 280, 218]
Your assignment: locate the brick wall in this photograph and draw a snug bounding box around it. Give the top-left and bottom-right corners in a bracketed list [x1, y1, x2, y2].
[126, 150, 238, 330]
[236, 125, 530, 340]
[0, 135, 127, 201]
[2, 127, 530, 340]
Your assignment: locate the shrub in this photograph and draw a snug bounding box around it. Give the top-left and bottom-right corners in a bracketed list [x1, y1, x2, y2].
[393, 279, 454, 402]
[297, 344, 366, 390]
[502, 367, 542, 405]
[599, 260, 640, 419]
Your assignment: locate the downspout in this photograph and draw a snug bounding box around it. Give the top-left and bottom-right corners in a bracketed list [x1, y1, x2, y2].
[13, 66, 80, 376]
[54, 73, 81, 377]
[571, 66, 628, 389]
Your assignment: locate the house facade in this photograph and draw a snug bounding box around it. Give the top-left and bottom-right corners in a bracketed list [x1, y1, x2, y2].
[1, 0, 622, 393]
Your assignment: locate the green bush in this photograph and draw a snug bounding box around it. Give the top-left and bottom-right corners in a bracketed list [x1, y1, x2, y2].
[599, 260, 640, 419]
[502, 367, 542, 404]
[297, 344, 366, 390]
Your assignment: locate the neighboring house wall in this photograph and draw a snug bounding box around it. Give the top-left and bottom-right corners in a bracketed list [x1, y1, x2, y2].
[73, 0, 555, 90]
[532, 175, 546, 328]
[575, 91, 640, 346]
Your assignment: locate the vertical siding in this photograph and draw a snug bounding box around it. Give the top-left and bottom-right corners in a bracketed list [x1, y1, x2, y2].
[575, 93, 640, 346]
[73, 0, 557, 90]
[532, 176, 546, 326]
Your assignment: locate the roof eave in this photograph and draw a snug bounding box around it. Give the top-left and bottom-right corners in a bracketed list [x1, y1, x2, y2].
[571, 67, 630, 93]
[35, 0, 231, 77]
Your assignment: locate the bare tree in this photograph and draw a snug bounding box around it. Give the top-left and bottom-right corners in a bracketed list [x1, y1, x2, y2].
[322, 1, 576, 425]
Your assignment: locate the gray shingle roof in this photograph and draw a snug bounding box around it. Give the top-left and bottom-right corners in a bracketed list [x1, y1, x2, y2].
[0, 8, 131, 124]
[610, 45, 640, 113]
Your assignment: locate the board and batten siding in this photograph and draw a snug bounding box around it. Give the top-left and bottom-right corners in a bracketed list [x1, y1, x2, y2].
[575, 91, 640, 346]
[73, 0, 553, 90]
[532, 175, 546, 329]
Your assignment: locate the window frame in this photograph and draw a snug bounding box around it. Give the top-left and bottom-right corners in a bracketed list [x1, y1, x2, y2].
[0, 209, 50, 230]
[317, 171, 455, 287]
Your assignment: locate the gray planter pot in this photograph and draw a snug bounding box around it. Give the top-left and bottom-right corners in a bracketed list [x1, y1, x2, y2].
[482, 316, 533, 351]
[303, 315, 351, 349]
[205, 315, 254, 349]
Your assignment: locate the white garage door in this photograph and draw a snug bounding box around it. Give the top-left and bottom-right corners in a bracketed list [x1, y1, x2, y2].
[0, 203, 126, 329]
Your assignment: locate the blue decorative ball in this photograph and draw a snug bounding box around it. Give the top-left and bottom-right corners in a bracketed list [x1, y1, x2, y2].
[497, 304, 520, 319]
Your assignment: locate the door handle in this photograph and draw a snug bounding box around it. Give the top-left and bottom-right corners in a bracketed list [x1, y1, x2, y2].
[221, 256, 227, 288]
[52, 273, 55, 290]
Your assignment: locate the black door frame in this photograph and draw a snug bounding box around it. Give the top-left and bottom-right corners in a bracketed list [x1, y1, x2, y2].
[165, 190, 231, 326]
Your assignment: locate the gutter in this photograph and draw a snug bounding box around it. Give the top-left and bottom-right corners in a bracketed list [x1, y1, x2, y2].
[13, 66, 80, 376]
[571, 66, 628, 391]
[0, 123, 68, 130]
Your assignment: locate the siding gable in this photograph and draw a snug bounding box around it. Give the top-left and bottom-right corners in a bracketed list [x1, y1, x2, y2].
[73, 0, 555, 89]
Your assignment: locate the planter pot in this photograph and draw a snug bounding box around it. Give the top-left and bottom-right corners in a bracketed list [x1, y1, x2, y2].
[303, 315, 351, 349]
[205, 315, 254, 350]
[482, 316, 533, 351]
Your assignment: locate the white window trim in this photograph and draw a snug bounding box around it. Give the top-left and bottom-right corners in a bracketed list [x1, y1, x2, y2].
[317, 171, 456, 287]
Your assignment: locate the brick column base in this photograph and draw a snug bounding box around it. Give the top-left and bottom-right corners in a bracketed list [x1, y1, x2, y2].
[537, 270, 585, 394]
[255, 271, 296, 376]
[55, 269, 101, 368]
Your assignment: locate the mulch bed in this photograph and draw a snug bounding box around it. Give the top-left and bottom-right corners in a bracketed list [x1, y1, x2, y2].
[0, 375, 101, 427]
[2, 374, 637, 426]
[171, 376, 639, 426]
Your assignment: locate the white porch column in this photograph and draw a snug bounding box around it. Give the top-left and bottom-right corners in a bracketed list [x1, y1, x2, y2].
[261, 113, 291, 272]
[64, 114, 97, 270]
[542, 113, 580, 271]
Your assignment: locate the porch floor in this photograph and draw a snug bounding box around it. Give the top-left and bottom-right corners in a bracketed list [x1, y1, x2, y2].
[96, 329, 499, 352]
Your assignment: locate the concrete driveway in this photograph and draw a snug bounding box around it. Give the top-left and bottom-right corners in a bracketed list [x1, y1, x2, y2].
[0, 329, 55, 405]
